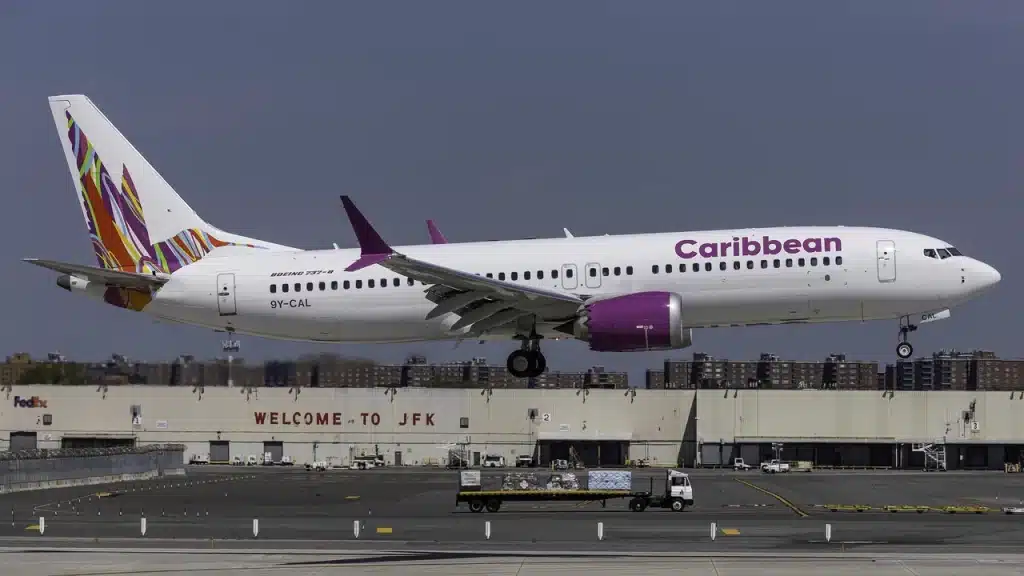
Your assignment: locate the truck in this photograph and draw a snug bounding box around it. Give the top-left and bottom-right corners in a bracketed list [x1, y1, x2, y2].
[732, 458, 752, 471]
[455, 469, 694, 513]
[761, 459, 790, 473]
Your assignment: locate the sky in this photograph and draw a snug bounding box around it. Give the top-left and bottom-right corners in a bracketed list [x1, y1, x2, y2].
[1, 1, 1022, 382]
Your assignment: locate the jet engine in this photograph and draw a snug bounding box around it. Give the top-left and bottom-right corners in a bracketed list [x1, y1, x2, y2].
[559, 291, 693, 352]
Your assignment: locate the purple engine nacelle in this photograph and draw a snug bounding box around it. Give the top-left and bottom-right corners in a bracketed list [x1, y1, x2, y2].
[565, 291, 693, 352]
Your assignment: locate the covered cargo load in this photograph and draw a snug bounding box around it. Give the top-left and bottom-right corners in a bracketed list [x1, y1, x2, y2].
[587, 470, 632, 491]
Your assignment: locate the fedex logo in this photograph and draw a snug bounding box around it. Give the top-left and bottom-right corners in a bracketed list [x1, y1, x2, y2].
[13, 396, 47, 408]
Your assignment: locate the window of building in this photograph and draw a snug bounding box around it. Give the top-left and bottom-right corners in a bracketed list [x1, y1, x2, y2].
[460, 417, 469, 429]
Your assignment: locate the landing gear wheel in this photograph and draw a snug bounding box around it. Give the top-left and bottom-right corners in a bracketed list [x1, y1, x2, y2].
[896, 342, 913, 359]
[507, 350, 533, 378]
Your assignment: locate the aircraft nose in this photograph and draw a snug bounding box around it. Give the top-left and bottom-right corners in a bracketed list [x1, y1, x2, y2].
[973, 260, 1000, 290]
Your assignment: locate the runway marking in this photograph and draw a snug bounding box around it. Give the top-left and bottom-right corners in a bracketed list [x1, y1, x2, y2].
[720, 528, 740, 536]
[734, 478, 808, 518]
[376, 527, 393, 535]
[25, 525, 39, 532]
[344, 496, 360, 500]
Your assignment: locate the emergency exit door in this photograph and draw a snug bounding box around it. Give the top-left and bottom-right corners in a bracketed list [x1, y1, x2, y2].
[584, 263, 602, 289]
[876, 240, 896, 283]
[217, 273, 237, 316]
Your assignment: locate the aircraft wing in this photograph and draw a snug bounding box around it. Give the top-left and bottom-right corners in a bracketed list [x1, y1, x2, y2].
[23, 258, 168, 290]
[341, 197, 583, 335]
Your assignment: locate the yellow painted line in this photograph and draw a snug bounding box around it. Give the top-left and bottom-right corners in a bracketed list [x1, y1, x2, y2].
[721, 528, 741, 536]
[344, 496, 360, 500]
[25, 525, 39, 531]
[735, 478, 809, 518]
[376, 527, 392, 534]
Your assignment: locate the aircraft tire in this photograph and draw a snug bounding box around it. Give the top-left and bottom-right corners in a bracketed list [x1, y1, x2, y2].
[896, 342, 913, 359]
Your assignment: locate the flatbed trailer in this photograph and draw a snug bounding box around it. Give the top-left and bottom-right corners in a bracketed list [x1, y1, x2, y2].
[456, 469, 694, 513]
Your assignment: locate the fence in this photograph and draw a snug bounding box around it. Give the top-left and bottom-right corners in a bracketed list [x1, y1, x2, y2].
[0, 444, 186, 494]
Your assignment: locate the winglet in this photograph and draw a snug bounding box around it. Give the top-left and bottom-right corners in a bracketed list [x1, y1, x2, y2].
[340, 196, 394, 271]
[427, 220, 448, 244]
[563, 228, 574, 238]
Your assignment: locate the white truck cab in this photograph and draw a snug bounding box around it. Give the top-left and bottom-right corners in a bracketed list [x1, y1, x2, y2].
[733, 458, 752, 470]
[666, 470, 694, 508]
[761, 459, 790, 473]
[482, 455, 506, 468]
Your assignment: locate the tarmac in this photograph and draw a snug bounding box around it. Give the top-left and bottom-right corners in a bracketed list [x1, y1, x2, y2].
[2, 466, 1024, 557]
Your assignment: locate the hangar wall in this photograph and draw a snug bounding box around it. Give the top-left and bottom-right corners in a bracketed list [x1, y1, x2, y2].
[0, 386, 693, 467]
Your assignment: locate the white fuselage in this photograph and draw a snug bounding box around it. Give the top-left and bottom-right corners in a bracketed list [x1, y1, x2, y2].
[83, 225, 997, 345]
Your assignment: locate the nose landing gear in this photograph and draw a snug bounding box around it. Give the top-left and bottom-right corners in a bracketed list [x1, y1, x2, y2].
[507, 339, 546, 379]
[897, 316, 917, 359]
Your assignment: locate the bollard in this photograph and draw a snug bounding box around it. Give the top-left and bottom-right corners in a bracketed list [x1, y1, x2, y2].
[485, 520, 491, 540]
[826, 523, 832, 543]
[39, 516, 44, 535]
[353, 520, 360, 538]
[252, 518, 259, 538]
[141, 517, 147, 536]
[597, 521, 604, 541]
[711, 522, 717, 541]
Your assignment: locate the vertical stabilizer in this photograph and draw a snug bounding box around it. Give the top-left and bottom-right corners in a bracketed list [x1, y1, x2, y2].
[47, 95, 294, 274]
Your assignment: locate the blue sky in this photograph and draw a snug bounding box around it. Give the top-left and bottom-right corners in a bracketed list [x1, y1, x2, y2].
[1, 1, 1021, 380]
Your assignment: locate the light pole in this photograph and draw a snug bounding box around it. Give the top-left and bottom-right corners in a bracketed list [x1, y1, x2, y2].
[222, 334, 240, 387]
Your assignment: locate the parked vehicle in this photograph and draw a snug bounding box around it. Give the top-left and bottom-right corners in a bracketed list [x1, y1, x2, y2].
[515, 455, 533, 468]
[733, 458, 752, 471]
[761, 459, 790, 473]
[482, 455, 506, 468]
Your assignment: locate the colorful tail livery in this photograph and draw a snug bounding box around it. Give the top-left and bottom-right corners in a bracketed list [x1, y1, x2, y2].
[24, 95, 296, 310]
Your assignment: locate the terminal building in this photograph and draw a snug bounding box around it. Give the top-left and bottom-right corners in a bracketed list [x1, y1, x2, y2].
[3, 384, 1024, 471]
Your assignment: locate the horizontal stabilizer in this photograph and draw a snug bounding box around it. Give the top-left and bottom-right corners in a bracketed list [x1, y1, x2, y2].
[23, 258, 168, 290]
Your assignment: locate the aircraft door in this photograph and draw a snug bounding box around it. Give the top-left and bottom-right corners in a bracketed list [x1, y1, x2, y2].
[561, 264, 578, 290]
[876, 240, 896, 283]
[584, 263, 602, 289]
[217, 273, 238, 316]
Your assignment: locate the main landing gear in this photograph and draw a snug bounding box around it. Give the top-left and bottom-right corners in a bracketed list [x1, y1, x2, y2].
[897, 315, 917, 359]
[507, 339, 546, 379]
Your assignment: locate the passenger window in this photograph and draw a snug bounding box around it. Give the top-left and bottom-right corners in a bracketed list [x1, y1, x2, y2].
[343, 280, 350, 289]
[307, 282, 313, 291]
[319, 281, 326, 291]
[486, 273, 493, 278]
[626, 266, 633, 275]
[393, 278, 400, 287]
[774, 259, 781, 268]
[356, 280, 362, 289]
[733, 261, 740, 270]
[602, 267, 609, 276]
[588, 268, 596, 278]
[294, 283, 301, 292]
[552, 270, 559, 278]
[836, 256, 843, 266]
[761, 260, 768, 269]
[652, 265, 659, 274]
[380, 278, 387, 288]
[666, 264, 673, 273]
[407, 277, 414, 286]
[499, 272, 506, 281]
[538, 270, 544, 280]
[746, 260, 754, 270]
[525, 271, 531, 280]
[823, 257, 830, 266]
[614, 267, 621, 276]
[798, 258, 805, 267]
[692, 263, 699, 272]
[785, 259, 793, 268]
[718, 262, 725, 271]
[282, 284, 289, 293]
[270, 285, 277, 294]
[368, 279, 375, 288]
[331, 281, 338, 290]
[810, 257, 817, 266]
[511, 272, 518, 281]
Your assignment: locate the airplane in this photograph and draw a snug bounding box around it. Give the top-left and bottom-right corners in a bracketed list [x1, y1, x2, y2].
[26, 95, 1001, 379]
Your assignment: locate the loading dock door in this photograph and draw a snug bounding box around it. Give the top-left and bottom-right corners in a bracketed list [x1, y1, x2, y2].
[9, 432, 37, 452]
[209, 440, 230, 464]
[263, 441, 284, 462]
[876, 240, 896, 283]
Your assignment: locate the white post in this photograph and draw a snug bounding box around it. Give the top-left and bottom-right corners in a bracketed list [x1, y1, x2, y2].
[597, 521, 604, 541]
[485, 520, 491, 540]
[39, 516, 44, 535]
[825, 523, 832, 543]
[252, 518, 259, 538]
[141, 517, 147, 536]
[711, 522, 716, 541]
[353, 520, 360, 538]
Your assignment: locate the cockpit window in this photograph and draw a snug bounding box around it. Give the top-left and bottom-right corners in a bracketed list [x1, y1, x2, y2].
[923, 249, 937, 259]
[937, 249, 951, 259]
[946, 247, 962, 256]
